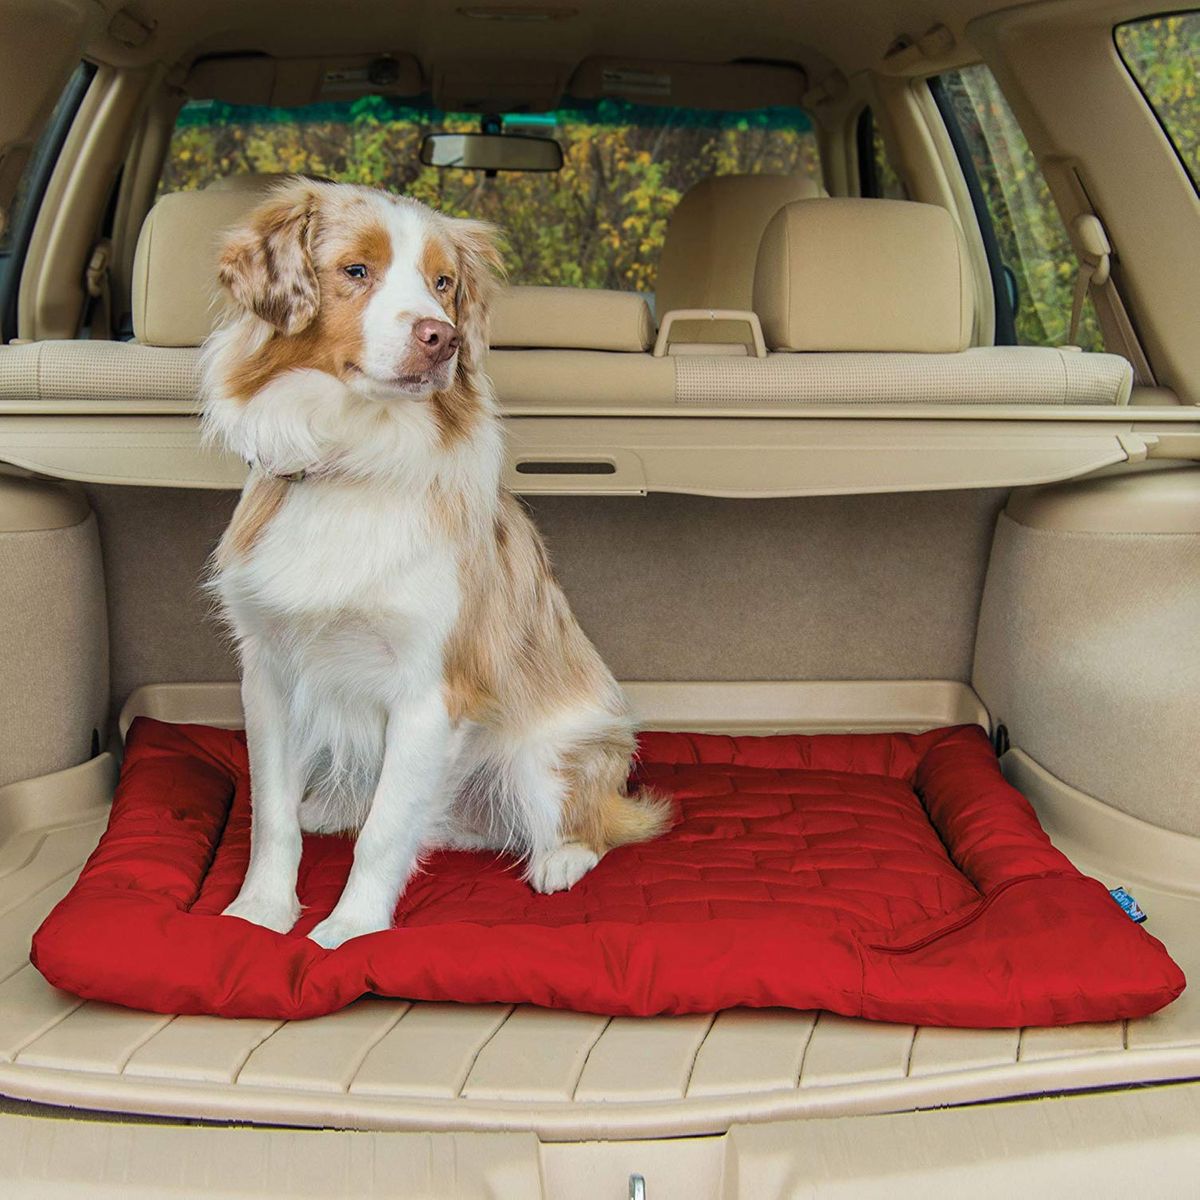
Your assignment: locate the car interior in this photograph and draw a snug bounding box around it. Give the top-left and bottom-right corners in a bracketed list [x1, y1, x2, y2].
[0, 0, 1197, 1194]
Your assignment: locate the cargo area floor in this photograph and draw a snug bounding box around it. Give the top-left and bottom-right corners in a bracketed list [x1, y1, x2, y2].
[0, 682, 1196, 1138]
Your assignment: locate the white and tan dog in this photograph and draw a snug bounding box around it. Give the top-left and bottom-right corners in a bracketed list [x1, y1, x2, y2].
[202, 179, 669, 949]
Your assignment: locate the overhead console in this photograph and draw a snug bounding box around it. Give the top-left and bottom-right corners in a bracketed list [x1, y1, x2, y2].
[432, 59, 572, 113]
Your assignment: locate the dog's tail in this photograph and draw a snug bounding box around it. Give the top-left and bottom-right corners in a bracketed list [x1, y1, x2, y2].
[589, 786, 675, 852]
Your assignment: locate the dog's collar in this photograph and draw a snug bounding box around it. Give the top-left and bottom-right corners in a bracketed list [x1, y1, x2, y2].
[248, 460, 307, 483]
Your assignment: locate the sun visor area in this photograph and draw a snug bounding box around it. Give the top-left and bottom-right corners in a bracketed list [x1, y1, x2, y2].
[568, 57, 807, 110]
[431, 59, 572, 113]
[183, 53, 807, 115]
[184, 53, 423, 107]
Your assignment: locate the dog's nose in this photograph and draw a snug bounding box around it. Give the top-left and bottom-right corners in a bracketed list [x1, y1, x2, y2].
[412, 319, 460, 365]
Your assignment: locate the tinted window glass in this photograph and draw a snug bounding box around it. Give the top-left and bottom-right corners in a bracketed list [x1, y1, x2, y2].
[1116, 13, 1200, 189]
[857, 108, 906, 199]
[160, 97, 822, 292]
[0, 62, 95, 339]
[938, 64, 1103, 350]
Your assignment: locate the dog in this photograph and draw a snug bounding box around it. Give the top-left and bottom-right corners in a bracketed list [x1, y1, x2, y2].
[201, 179, 670, 949]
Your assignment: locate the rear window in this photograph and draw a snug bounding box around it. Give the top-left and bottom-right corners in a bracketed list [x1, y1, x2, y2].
[1115, 13, 1200, 190]
[159, 97, 821, 293]
[0, 61, 95, 340]
[935, 64, 1103, 351]
[0, 64, 92, 257]
[856, 107, 905, 200]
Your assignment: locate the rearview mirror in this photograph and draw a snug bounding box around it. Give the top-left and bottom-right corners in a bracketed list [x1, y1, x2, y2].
[419, 132, 563, 173]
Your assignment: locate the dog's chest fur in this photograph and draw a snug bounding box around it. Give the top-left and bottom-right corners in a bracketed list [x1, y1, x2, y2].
[218, 480, 463, 701]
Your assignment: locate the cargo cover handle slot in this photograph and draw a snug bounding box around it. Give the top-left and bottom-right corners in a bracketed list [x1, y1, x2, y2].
[515, 460, 617, 475]
[506, 450, 645, 495]
[653, 308, 767, 358]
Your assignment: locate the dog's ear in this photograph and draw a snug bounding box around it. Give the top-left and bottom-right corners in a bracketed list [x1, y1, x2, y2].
[218, 181, 320, 335]
[448, 218, 505, 373]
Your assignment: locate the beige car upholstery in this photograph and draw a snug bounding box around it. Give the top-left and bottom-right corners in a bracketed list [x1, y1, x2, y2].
[674, 346, 1133, 406]
[204, 172, 326, 192]
[655, 173, 824, 316]
[0, 475, 106, 788]
[974, 469, 1200, 835]
[490, 287, 654, 352]
[130, 189, 248, 347]
[0, 184, 1137, 412]
[755, 198, 974, 353]
[0, 336, 1136, 412]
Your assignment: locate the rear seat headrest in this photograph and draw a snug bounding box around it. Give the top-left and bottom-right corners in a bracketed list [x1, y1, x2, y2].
[655, 174, 825, 316]
[133, 189, 655, 351]
[132, 190, 257, 347]
[205, 172, 333, 192]
[491, 287, 654, 352]
[133, 180, 328, 347]
[753, 198, 974, 353]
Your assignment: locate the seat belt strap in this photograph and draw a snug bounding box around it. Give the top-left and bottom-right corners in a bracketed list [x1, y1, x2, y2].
[1067, 214, 1110, 348]
[85, 238, 113, 341]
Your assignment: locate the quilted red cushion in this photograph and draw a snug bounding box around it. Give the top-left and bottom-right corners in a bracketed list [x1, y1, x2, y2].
[31, 717, 1184, 1025]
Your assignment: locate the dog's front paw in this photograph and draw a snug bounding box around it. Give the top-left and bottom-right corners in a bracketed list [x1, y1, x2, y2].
[307, 909, 392, 950]
[221, 890, 301, 934]
[528, 843, 600, 894]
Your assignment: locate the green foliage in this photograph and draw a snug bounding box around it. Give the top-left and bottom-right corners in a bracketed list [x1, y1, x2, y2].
[941, 65, 1105, 351]
[1116, 14, 1200, 185]
[870, 118, 907, 200]
[161, 98, 820, 294]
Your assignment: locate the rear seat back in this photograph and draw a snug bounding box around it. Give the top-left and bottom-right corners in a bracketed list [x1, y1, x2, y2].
[655, 174, 824, 316]
[670, 196, 1133, 406]
[205, 173, 329, 192]
[0, 187, 1133, 411]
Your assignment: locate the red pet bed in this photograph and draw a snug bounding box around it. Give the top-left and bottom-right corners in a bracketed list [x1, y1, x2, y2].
[31, 717, 1184, 1026]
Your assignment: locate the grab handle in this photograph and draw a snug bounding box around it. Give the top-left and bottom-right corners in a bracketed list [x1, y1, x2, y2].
[653, 309, 767, 358]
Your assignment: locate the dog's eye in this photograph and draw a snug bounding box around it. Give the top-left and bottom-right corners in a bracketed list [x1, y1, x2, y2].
[343, 264, 369, 280]
[435, 274, 452, 292]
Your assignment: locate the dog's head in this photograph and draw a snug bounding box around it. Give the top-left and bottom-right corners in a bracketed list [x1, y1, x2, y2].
[217, 179, 503, 401]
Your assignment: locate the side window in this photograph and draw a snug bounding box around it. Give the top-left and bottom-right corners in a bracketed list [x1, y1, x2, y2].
[933, 64, 1103, 351]
[0, 62, 95, 341]
[856, 108, 906, 199]
[1115, 13, 1199, 190]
